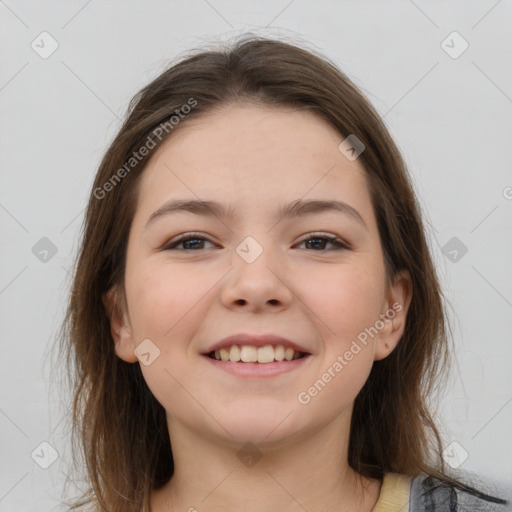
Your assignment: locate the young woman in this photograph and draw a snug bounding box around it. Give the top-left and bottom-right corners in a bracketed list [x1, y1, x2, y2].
[56, 35, 510, 511]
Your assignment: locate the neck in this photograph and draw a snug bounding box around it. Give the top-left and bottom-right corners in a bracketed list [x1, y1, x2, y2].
[150, 409, 382, 512]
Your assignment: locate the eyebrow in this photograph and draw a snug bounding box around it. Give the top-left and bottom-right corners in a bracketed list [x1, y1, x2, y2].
[144, 198, 368, 230]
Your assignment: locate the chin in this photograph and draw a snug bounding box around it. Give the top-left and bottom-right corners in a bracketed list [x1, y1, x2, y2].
[211, 406, 306, 447]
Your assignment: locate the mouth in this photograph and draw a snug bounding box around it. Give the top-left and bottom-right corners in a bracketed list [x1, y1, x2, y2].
[206, 344, 309, 364]
[201, 334, 313, 376]
[202, 346, 311, 377]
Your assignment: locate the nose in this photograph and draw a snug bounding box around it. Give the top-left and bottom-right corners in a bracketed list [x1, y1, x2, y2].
[220, 237, 293, 312]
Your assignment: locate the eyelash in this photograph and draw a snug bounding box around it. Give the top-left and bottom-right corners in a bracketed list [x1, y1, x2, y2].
[163, 232, 350, 252]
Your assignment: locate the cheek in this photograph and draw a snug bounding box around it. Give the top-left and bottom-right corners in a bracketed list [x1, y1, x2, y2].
[301, 263, 384, 340]
[296, 266, 380, 412]
[126, 259, 217, 340]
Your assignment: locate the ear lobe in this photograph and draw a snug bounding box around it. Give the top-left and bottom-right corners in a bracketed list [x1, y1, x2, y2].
[102, 286, 138, 363]
[374, 270, 413, 362]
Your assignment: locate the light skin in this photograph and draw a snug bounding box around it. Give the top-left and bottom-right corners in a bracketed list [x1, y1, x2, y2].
[104, 103, 413, 512]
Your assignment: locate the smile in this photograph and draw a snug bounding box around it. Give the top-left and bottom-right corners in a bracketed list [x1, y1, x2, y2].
[208, 344, 307, 363]
[203, 347, 311, 377]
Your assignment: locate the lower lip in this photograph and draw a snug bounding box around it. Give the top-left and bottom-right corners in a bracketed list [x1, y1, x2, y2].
[202, 354, 311, 377]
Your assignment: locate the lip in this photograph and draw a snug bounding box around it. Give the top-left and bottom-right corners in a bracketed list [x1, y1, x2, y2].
[203, 333, 311, 355]
[203, 353, 312, 377]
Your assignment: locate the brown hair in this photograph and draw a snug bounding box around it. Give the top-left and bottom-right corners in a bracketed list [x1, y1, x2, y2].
[54, 34, 507, 511]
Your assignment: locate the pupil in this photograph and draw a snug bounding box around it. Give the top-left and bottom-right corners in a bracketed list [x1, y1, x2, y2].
[184, 239, 201, 249]
[306, 238, 325, 250]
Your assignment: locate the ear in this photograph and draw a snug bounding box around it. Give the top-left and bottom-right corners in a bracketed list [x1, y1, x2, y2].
[374, 269, 413, 361]
[102, 285, 138, 363]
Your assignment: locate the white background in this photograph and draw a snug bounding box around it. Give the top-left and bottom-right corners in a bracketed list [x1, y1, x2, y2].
[0, 1, 511, 510]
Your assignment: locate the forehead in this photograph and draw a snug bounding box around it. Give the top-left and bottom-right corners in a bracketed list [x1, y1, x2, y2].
[134, 103, 373, 224]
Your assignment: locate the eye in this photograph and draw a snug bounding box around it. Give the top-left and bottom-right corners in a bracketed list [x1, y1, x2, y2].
[162, 232, 350, 252]
[296, 233, 350, 251]
[162, 233, 216, 251]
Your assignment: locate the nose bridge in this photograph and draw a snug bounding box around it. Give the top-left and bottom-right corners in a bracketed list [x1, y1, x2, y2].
[233, 233, 284, 279]
[235, 234, 269, 265]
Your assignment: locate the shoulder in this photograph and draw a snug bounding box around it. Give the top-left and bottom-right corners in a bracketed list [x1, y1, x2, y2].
[409, 473, 511, 512]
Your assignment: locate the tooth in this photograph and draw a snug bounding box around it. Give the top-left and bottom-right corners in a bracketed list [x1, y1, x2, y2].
[213, 344, 303, 363]
[274, 345, 285, 361]
[240, 345, 258, 362]
[220, 347, 230, 361]
[258, 345, 275, 363]
[284, 347, 294, 361]
[229, 345, 241, 362]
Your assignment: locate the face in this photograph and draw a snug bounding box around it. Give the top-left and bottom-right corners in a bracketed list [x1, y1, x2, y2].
[105, 103, 411, 447]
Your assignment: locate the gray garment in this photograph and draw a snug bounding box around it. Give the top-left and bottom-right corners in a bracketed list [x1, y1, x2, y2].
[409, 475, 511, 512]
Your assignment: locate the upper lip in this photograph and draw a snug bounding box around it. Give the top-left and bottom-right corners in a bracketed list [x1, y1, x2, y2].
[203, 334, 311, 355]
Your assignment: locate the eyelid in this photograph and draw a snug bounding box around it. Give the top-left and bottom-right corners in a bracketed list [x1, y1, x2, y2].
[162, 232, 213, 249]
[162, 231, 351, 251]
[297, 232, 351, 249]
